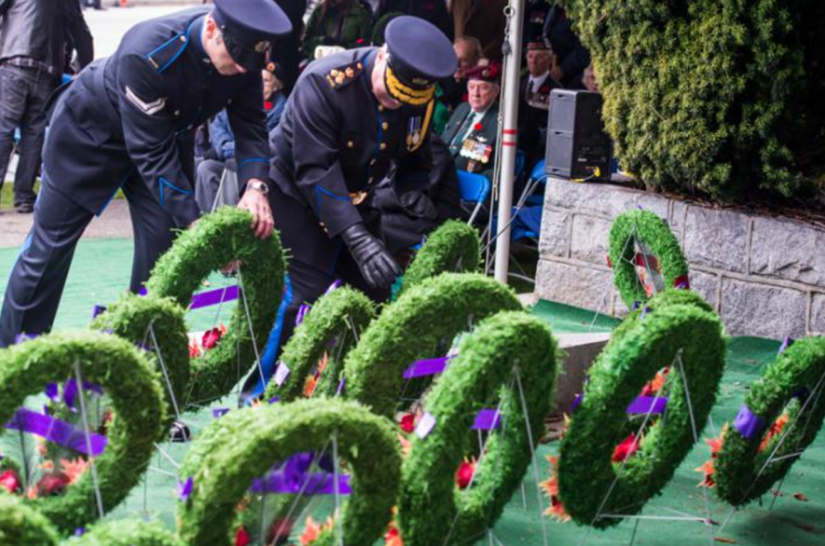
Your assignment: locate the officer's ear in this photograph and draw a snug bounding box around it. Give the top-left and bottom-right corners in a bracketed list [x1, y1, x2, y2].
[204, 14, 220, 43]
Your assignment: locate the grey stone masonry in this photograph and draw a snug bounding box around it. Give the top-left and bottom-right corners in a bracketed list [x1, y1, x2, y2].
[536, 177, 825, 340]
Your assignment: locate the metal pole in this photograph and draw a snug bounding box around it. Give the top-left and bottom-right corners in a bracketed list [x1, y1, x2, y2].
[493, 0, 524, 284]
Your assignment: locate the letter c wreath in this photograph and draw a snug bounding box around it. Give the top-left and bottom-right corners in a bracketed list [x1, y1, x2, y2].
[398, 311, 558, 546]
[145, 207, 286, 404]
[0, 332, 166, 533]
[713, 336, 825, 506]
[557, 304, 726, 527]
[608, 209, 690, 309]
[177, 398, 401, 546]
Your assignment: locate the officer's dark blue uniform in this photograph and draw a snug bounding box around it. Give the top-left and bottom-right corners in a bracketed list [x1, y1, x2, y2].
[252, 16, 457, 397]
[0, 0, 291, 347]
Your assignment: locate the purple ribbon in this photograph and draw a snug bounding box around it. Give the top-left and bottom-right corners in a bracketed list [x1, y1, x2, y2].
[212, 408, 229, 419]
[640, 307, 651, 320]
[63, 379, 104, 410]
[178, 477, 193, 502]
[325, 280, 342, 295]
[44, 383, 60, 403]
[734, 405, 765, 441]
[91, 305, 107, 320]
[138, 287, 148, 296]
[5, 408, 107, 456]
[403, 356, 452, 379]
[268, 396, 280, 405]
[336, 377, 346, 397]
[778, 337, 795, 355]
[250, 472, 351, 495]
[14, 333, 38, 345]
[626, 396, 669, 415]
[631, 301, 642, 311]
[296, 304, 311, 326]
[189, 285, 239, 310]
[471, 409, 501, 430]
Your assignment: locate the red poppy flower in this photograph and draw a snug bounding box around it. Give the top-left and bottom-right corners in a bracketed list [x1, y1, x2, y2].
[399, 413, 415, 433]
[356, 38, 365, 44]
[611, 433, 641, 463]
[34, 471, 71, 497]
[473, 122, 483, 131]
[456, 459, 476, 489]
[202, 327, 223, 350]
[461, 93, 468, 102]
[540, 84, 551, 94]
[0, 469, 21, 494]
[235, 526, 250, 546]
[264, 101, 274, 111]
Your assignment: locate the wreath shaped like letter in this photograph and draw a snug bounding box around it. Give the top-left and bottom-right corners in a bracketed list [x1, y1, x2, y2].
[177, 398, 401, 546]
[91, 293, 189, 423]
[608, 210, 690, 309]
[0, 494, 59, 546]
[65, 519, 185, 546]
[557, 304, 726, 528]
[398, 311, 558, 545]
[714, 336, 825, 506]
[344, 273, 523, 418]
[396, 220, 481, 298]
[0, 332, 166, 533]
[263, 287, 376, 402]
[145, 207, 286, 403]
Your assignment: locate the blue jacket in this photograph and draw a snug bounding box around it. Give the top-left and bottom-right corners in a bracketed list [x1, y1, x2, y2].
[211, 92, 286, 161]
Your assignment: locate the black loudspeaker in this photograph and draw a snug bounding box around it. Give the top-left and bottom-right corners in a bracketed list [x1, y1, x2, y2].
[545, 90, 612, 181]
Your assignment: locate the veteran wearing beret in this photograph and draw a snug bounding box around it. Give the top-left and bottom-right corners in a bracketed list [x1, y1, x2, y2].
[0, 0, 292, 348]
[257, 16, 457, 395]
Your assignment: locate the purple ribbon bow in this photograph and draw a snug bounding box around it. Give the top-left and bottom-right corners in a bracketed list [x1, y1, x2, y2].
[734, 405, 765, 441]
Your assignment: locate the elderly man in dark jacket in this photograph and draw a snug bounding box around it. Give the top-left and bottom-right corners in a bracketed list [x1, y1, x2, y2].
[0, 0, 93, 212]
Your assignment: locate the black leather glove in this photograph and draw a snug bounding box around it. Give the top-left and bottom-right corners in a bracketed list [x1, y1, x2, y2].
[341, 224, 402, 290]
[400, 191, 438, 220]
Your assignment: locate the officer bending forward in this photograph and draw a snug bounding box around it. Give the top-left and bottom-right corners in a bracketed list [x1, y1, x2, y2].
[0, 0, 292, 347]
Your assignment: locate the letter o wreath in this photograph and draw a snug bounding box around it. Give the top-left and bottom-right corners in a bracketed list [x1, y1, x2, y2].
[558, 304, 726, 528]
[145, 207, 286, 403]
[396, 220, 481, 299]
[714, 336, 825, 506]
[91, 293, 190, 422]
[263, 287, 376, 402]
[177, 398, 401, 546]
[0, 332, 166, 533]
[608, 210, 690, 309]
[344, 273, 523, 418]
[0, 494, 59, 546]
[398, 311, 558, 546]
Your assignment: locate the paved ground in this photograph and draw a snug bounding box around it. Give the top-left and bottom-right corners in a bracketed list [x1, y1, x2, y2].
[0, 4, 185, 249]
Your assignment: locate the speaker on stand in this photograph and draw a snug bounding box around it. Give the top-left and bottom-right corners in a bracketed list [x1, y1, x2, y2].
[545, 89, 612, 181]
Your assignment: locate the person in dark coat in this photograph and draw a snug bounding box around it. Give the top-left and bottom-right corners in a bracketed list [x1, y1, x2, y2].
[250, 16, 459, 399]
[541, 3, 590, 89]
[518, 41, 560, 165]
[377, 0, 453, 42]
[0, 0, 292, 348]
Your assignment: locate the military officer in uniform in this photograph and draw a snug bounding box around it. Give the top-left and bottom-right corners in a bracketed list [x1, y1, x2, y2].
[260, 16, 457, 392]
[0, 0, 292, 347]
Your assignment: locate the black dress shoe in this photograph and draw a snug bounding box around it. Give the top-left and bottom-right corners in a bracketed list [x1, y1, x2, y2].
[169, 420, 192, 442]
[15, 203, 33, 214]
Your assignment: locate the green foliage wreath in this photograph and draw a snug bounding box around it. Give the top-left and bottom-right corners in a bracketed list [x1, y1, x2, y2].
[263, 287, 376, 402]
[145, 207, 286, 404]
[177, 398, 401, 546]
[344, 273, 522, 418]
[398, 311, 558, 545]
[0, 494, 59, 546]
[397, 220, 481, 298]
[714, 336, 825, 506]
[0, 332, 165, 533]
[558, 304, 726, 528]
[91, 293, 189, 422]
[609, 210, 689, 309]
[63, 519, 184, 546]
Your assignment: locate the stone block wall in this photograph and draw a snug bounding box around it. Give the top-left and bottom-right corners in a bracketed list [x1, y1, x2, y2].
[536, 177, 825, 340]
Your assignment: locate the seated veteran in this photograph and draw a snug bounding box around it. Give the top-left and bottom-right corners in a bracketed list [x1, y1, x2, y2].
[440, 61, 501, 181]
[518, 40, 560, 165]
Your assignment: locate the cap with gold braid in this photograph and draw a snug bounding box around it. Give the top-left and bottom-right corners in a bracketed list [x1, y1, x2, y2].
[212, 0, 292, 71]
[383, 16, 456, 107]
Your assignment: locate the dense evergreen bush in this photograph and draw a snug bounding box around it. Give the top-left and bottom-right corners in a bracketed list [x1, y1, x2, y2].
[562, 0, 825, 202]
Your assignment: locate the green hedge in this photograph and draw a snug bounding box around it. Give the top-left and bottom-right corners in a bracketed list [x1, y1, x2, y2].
[0, 494, 59, 546]
[63, 519, 184, 546]
[562, 0, 825, 201]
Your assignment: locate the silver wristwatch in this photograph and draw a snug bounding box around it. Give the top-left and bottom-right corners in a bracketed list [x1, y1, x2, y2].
[246, 180, 269, 195]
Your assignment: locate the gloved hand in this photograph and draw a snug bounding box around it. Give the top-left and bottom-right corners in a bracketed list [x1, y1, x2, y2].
[341, 224, 402, 290]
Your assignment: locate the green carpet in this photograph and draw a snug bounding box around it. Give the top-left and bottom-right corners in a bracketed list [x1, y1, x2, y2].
[1, 238, 823, 545]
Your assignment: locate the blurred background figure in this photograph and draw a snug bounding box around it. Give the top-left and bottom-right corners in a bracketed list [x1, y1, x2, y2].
[302, 0, 372, 61]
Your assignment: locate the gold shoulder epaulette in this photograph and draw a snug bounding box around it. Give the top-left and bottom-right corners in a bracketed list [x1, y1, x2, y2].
[325, 61, 364, 90]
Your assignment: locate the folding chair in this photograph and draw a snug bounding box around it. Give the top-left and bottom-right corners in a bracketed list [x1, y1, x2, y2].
[457, 170, 491, 226]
